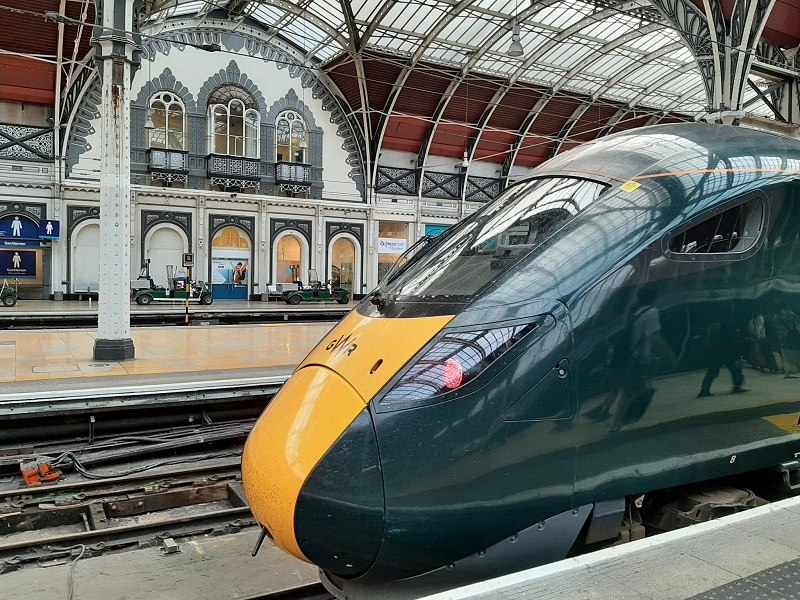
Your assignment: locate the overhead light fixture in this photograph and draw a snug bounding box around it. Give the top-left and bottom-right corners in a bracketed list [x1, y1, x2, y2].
[461, 150, 470, 169]
[507, 0, 524, 58]
[507, 21, 524, 57]
[144, 111, 155, 130]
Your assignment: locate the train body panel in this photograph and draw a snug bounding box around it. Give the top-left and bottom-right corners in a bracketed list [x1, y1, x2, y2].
[243, 123, 800, 589]
[241, 366, 369, 560]
[367, 307, 575, 580]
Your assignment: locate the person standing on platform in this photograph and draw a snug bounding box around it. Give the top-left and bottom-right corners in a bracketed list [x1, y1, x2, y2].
[698, 304, 746, 397]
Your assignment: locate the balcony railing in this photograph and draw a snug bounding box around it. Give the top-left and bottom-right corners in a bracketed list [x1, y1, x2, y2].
[275, 161, 311, 185]
[0, 123, 54, 161]
[207, 154, 260, 180]
[275, 161, 311, 194]
[147, 148, 189, 184]
[148, 148, 188, 172]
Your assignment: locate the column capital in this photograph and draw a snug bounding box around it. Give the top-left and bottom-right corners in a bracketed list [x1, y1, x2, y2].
[92, 0, 143, 70]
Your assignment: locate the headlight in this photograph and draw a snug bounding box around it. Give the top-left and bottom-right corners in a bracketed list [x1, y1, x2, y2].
[379, 316, 554, 407]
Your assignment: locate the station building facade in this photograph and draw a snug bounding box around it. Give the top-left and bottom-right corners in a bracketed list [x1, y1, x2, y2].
[0, 23, 511, 301]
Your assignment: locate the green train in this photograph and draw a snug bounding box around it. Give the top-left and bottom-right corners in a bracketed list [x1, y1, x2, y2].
[242, 123, 800, 594]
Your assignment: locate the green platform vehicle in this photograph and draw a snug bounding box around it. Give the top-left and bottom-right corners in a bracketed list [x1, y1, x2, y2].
[131, 266, 213, 305]
[0, 280, 17, 307]
[283, 270, 349, 305]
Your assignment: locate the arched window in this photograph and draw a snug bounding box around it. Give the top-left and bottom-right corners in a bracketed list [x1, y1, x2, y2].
[149, 91, 186, 150]
[331, 237, 355, 288]
[276, 110, 307, 164]
[207, 86, 260, 158]
[276, 234, 302, 283]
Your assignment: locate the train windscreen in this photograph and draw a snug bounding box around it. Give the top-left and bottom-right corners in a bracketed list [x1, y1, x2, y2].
[381, 177, 609, 303]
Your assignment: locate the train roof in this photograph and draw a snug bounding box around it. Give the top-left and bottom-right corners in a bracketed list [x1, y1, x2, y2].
[535, 123, 800, 184]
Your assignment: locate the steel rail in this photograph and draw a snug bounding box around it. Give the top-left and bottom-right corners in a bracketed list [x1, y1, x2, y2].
[0, 462, 242, 502]
[0, 375, 288, 417]
[0, 505, 253, 554]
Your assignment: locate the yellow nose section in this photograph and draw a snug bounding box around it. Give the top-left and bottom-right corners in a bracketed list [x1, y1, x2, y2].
[301, 311, 454, 401]
[241, 366, 366, 562]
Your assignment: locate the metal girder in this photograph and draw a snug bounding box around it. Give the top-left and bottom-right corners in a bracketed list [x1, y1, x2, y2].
[594, 60, 699, 138]
[626, 58, 699, 109]
[196, 0, 220, 18]
[338, 0, 362, 53]
[54, 0, 67, 164]
[596, 107, 629, 137]
[147, 0, 350, 62]
[359, 0, 402, 49]
[369, 0, 474, 191]
[500, 92, 557, 185]
[747, 79, 789, 123]
[413, 1, 561, 188]
[743, 79, 786, 109]
[353, 55, 373, 200]
[650, 0, 776, 119]
[334, 0, 373, 197]
[415, 64, 470, 171]
[728, 0, 775, 110]
[753, 42, 800, 124]
[464, 3, 666, 188]
[549, 102, 593, 158]
[649, 0, 716, 106]
[499, 19, 688, 182]
[65, 0, 93, 90]
[478, 20, 665, 176]
[462, 5, 619, 146]
[550, 39, 692, 147]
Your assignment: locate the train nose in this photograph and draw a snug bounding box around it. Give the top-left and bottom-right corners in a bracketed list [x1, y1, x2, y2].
[242, 366, 384, 577]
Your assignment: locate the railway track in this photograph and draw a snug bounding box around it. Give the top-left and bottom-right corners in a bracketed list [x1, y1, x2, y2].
[0, 458, 254, 569]
[0, 387, 337, 599]
[0, 438, 336, 600]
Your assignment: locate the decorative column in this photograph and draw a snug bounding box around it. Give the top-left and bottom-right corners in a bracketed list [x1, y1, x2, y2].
[92, 0, 139, 360]
[650, 0, 776, 124]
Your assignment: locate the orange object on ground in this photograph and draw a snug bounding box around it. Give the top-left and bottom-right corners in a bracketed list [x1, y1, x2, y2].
[20, 459, 62, 486]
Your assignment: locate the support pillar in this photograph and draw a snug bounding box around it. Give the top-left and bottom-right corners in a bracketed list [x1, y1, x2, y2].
[92, 0, 140, 360]
[650, 0, 776, 123]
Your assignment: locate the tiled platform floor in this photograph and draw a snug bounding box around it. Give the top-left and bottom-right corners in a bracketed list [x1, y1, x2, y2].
[0, 323, 331, 383]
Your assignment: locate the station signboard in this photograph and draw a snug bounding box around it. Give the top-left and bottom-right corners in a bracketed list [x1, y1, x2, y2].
[0, 215, 38, 239]
[0, 249, 36, 278]
[39, 220, 60, 239]
[0, 215, 43, 247]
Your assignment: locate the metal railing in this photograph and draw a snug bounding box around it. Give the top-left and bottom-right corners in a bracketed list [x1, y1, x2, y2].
[275, 161, 311, 184]
[207, 154, 260, 180]
[148, 148, 189, 172]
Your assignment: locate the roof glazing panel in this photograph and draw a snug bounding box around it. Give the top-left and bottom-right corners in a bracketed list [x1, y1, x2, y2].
[535, 2, 595, 29]
[143, 0, 771, 121]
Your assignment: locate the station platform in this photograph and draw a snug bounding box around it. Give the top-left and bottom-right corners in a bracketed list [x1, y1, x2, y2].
[0, 306, 337, 600]
[0, 315, 334, 399]
[0, 298, 350, 328]
[424, 494, 800, 600]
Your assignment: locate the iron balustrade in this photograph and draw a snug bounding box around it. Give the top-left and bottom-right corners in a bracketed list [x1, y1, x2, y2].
[275, 161, 311, 185]
[148, 148, 189, 172]
[207, 154, 260, 181]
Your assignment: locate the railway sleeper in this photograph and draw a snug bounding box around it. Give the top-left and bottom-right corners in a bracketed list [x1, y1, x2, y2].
[0, 481, 247, 549]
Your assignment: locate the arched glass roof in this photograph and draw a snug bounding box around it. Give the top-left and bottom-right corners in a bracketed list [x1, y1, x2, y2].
[149, 0, 772, 120]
